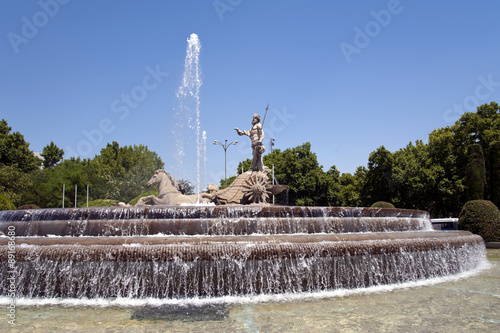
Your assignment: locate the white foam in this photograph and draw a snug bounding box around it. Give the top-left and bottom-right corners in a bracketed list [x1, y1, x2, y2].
[1, 259, 491, 308]
[180, 202, 216, 207]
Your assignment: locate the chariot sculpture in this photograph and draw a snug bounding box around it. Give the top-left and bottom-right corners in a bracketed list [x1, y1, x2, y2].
[136, 108, 288, 206]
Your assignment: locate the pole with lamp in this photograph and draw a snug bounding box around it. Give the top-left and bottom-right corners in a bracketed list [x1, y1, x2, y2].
[270, 137, 276, 204]
[213, 139, 238, 187]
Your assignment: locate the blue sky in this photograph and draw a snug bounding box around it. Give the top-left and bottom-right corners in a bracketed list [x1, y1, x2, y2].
[1, 1, 499, 191]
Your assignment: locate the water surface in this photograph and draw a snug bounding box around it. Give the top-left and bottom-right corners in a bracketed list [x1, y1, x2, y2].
[2, 249, 498, 332]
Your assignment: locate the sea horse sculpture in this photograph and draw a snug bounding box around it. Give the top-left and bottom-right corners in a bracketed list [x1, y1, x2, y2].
[135, 169, 211, 206]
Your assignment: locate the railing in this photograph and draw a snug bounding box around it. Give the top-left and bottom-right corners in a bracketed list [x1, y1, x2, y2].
[430, 218, 458, 230]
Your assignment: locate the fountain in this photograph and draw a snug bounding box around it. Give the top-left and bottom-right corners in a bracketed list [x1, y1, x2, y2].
[0, 205, 487, 299]
[0, 33, 488, 303]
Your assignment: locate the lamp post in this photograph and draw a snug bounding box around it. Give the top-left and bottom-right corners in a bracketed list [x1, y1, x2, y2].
[270, 137, 275, 153]
[270, 138, 275, 203]
[213, 139, 238, 186]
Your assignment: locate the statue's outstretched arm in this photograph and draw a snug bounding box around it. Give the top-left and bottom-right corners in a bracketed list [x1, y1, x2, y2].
[234, 128, 249, 136]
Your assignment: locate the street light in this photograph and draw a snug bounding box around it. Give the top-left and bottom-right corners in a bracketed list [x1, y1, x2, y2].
[269, 138, 276, 203]
[213, 139, 238, 186]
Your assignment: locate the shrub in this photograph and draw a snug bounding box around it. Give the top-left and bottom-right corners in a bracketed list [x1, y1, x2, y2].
[17, 204, 40, 210]
[0, 193, 16, 211]
[459, 200, 500, 242]
[128, 189, 159, 206]
[371, 201, 395, 209]
[86, 199, 118, 207]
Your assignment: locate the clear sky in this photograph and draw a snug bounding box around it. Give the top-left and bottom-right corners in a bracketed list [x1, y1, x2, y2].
[1, 1, 499, 191]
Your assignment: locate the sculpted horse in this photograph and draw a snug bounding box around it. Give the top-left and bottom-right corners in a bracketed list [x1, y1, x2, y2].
[135, 169, 212, 206]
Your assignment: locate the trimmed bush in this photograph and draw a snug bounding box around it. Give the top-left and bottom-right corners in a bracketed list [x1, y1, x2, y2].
[0, 193, 16, 211]
[17, 204, 40, 210]
[371, 201, 395, 209]
[86, 199, 118, 207]
[128, 190, 159, 206]
[459, 200, 500, 242]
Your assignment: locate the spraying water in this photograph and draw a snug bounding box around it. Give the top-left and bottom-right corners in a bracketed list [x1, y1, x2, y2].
[175, 33, 202, 194]
[202, 130, 207, 193]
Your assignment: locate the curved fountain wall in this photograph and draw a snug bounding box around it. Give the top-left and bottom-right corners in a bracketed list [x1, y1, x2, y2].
[0, 206, 486, 299]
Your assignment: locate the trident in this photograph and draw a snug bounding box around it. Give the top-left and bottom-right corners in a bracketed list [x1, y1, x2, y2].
[261, 103, 269, 127]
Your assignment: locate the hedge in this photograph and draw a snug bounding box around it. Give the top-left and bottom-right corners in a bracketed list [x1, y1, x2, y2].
[371, 201, 395, 209]
[459, 200, 500, 242]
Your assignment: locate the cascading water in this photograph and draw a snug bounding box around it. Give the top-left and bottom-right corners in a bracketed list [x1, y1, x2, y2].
[174, 33, 203, 194]
[0, 206, 489, 302]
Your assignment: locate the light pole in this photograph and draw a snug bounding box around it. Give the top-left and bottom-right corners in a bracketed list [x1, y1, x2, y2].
[270, 138, 275, 203]
[213, 139, 238, 186]
[270, 137, 275, 153]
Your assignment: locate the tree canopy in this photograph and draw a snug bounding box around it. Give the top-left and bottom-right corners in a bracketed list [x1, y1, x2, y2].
[218, 101, 499, 217]
[0, 120, 165, 209]
[41, 141, 64, 169]
[0, 119, 40, 173]
[1, 101, 499, 215]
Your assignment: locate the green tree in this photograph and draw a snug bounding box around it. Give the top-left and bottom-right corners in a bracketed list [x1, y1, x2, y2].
[361, 146, 394, 205]
[90, 142, 164, 203]
[325, 165, 342, 206]
[21, 168, 50, 207]
[422, 103, 500, 216]
[178, 179, 195, 195]
[391, 140, 441, 211]
[22, 157, 91, 208]
[59, 158, 91, 207]
[0, 193, 16, 210]
[237, 159, 253, 174]
[41, 141, 64, 169]
[219, 175, 236, 189]
[490, 141, 500, 207]
[263, 142, 335, 206]
[0, 119, 41, 172]
[453, 102, 500, 156]
[427, 126, 464, 217]
[465, 144, 486, 201]
[22, 143, 164, 208]
[339, 167, 366, 207]
[0, 165, 32, 206]
[217, 158, 251, 189]
[453, 102, 500, 197]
